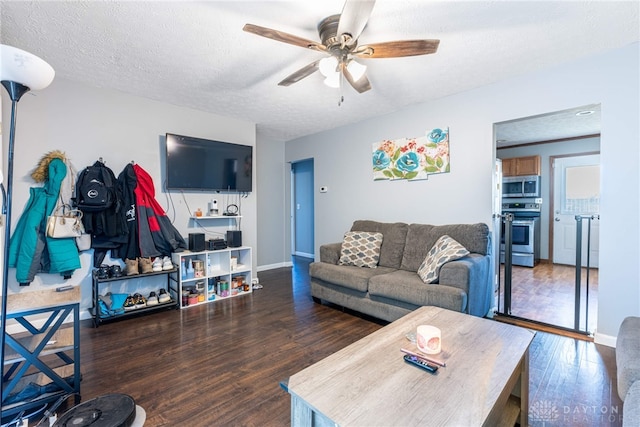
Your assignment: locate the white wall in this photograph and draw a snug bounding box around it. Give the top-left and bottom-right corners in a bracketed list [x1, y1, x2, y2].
[284, 43, 640, 343]
[255, 136, 288, 270]
[1, 77, 257, 319]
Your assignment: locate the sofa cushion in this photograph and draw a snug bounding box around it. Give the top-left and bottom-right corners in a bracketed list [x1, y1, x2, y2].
[418, 235, 470, 284]
[401, 223, 489, 271]
[368, 270, 466, 312]
[351, 220, 408, 269]
[338, 231, 384, 268]
[309, 262, 395, 293]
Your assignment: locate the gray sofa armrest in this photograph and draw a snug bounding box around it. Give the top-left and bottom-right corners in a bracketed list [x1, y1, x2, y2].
[438, 254, 491, 317]
[319, 242, 342, 264]
[617, 316, 640, 401]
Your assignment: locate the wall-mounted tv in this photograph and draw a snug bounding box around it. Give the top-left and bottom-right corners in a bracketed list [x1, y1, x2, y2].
[165, 133, 252, 192]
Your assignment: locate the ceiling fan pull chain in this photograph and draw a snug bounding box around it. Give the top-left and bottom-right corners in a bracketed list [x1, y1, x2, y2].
[338, 70, 345, 106]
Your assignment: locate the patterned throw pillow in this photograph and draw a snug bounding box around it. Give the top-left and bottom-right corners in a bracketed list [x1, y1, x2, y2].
[418, 235, 470, 284]
[338, 231, 384, 268]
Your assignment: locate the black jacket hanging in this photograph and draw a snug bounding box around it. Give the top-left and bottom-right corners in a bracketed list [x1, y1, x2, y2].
[112, 163, 139, 261]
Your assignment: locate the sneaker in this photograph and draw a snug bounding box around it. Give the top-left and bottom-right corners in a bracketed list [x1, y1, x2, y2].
[133, 293, 146, 308]
[139, 257, 153, 274]
[96, 265, 110, 280]
[152, 257, 163, 272]
[123, 295, 136, 311]
[147, 291, 159, 306]
[125, 258, 139, 276]
[158, 288, 171, 304]
[109, 265, 123, 278]
[162, 256, 173, 270]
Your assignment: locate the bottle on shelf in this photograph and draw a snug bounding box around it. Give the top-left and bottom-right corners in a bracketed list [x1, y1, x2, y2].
[181, 259, 187, 280]
[186, 259, 195, 279]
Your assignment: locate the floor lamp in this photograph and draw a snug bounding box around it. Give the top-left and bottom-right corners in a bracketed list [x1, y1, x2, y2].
[0, 44, 55, 410]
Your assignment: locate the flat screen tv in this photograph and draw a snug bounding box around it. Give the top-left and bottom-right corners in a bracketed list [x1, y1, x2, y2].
[165, 133, 252, 192]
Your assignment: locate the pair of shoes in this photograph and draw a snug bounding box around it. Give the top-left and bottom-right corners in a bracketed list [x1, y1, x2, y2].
[125, 258, 154, 275]
[123, 295, 136, 310]
[158, 288, 171, 303]
[133, 293, 146, 308]
[147, 292, 159, 305]
[109, 265, 123, 278]
[96, 265, 109, 280]
[96, 264, 123, 279]
[124, 259, 139, 276]
[152, 256, 174, 272]
[162, 256, 173, 270]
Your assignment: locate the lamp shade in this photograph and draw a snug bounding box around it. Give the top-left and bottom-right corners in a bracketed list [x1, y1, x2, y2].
[319, 56, 339, 77]
[346, 60, 366, 82]
[1, 44, 55, 91]
[323, 72, 340, 88]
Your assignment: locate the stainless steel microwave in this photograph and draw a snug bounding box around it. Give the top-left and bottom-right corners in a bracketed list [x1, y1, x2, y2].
[502, 175, 541, 198]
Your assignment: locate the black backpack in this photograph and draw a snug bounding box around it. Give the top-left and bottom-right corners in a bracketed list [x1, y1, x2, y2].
[75, 160, 117, 212]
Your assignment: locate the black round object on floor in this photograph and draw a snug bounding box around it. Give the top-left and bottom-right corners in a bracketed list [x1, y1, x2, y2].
[54, 394, 136, 427]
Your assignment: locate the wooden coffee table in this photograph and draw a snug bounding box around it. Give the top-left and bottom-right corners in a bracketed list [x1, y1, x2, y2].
[286, 306, 535, 426]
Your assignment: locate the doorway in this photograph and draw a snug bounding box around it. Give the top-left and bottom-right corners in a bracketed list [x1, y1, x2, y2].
[494, 104, 601, 335]
[290, 159, 314, 259]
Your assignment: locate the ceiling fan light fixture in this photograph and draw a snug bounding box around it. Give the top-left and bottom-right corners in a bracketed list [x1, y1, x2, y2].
[319, 56, 339, 77]
[324, 72, 341, 88]
[346, 59, 367, 82]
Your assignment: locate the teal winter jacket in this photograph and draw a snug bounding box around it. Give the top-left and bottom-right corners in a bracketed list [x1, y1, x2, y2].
[8, 158, 81, 285]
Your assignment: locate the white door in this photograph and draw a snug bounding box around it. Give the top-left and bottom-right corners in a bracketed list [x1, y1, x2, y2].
[552, 155, 600, 267]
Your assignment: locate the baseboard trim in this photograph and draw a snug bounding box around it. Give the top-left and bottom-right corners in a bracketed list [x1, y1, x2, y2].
[594, 332, 617, 348]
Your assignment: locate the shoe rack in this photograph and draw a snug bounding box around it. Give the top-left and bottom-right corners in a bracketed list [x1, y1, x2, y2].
[91, 266, 178, 327]
[170, 247, 252, 309]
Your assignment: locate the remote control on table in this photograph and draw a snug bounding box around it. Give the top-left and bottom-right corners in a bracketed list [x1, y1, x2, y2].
[403, 354, 438, 373]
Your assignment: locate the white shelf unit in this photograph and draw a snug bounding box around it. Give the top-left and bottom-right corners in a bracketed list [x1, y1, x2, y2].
[171, 247, 252, 309]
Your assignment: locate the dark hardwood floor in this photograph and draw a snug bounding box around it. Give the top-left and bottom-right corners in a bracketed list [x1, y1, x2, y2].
[74, 257, 622, 426]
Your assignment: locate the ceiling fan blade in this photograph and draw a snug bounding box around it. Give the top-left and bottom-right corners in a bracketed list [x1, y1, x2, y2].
[341, 62, 372, 93]
[278, 60, 321, 86]
[243, 23, 326, 52]
[337, 0, 376, 44]
[354, 39, 440, 58]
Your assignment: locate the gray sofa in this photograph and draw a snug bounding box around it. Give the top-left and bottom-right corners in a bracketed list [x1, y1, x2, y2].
[309, 220, 493, 322]
[617, 316, 640, 426]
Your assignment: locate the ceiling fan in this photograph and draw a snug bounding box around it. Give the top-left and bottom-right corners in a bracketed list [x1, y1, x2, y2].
[243, 0, 439, 96]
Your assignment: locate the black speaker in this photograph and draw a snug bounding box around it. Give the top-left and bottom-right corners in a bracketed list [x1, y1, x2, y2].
[188, 233, 205, 252]
[226, 230, 242, 248]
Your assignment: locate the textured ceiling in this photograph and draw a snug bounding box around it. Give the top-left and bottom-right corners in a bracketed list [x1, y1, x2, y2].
[0, 1, 638, 142]
[496, 103, 601, 148]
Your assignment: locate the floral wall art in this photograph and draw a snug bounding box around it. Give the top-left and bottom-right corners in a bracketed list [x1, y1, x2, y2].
[372, 127, 450, 181]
